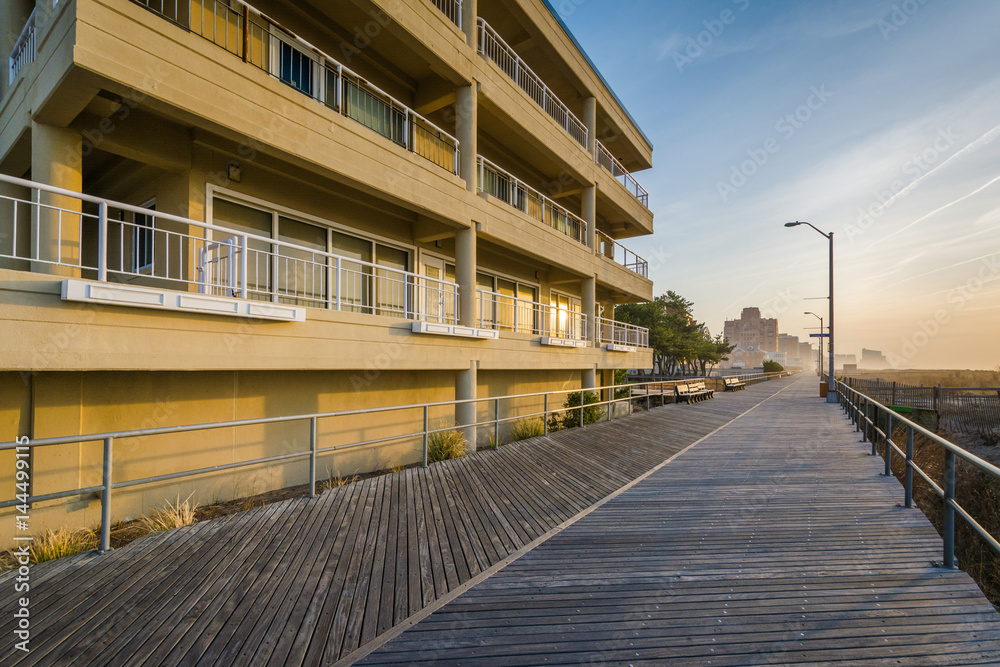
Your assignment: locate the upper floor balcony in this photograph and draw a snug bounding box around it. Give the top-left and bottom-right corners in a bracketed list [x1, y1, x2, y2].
[430, 0, 462, 28]
[129, 0, 460, 175]
[477, 18, 588, 150]
[597, 140, 649, 208]
[8, 7, 36, 86]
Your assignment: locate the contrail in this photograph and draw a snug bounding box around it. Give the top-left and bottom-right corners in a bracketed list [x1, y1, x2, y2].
[885, 250, 1000, 289]
[871, 174, 1000, 248]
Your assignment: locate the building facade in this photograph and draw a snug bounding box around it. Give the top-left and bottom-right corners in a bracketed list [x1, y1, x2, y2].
[723, 307, 778, 352]
[0, 0, 654, 541]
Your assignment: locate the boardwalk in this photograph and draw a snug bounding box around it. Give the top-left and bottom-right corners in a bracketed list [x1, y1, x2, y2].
[361, 377, 1000, 665]
[0, 377, 788, 666]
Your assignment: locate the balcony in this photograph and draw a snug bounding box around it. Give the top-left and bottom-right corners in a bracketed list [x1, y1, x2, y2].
[430, 0, 462, 27]
[0, 174, 457, 324]
[477, 18, 588, 149]
[597, 317, 649, 350]
[476, 290, 587, 345]
[8, 8, 36, 86]
[596, 140, 649, 208]
[597, 231, 648, 277]
[478, 156, 587, 245]
[131, 0, 459, 174]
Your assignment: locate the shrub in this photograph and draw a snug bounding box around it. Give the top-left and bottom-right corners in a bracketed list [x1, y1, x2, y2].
[30, 528, 98, 564]
[509, 418, 545, 442]
[427, 428, 468, 463]
[140, 494, 199, 533]
[549, 391, 603, 431]
[763, 360, 784, 373]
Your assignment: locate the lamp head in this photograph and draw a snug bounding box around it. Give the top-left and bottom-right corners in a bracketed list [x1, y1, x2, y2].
[784, 221, 802, 227]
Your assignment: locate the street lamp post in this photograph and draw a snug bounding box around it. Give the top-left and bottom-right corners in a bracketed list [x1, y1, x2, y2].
[805, 311, 823, 380]
[785, 221, 836, 403]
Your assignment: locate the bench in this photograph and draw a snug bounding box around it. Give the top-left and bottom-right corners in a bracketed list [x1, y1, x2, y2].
[674, 381, 714, 404]
[723, 377, 746, 392]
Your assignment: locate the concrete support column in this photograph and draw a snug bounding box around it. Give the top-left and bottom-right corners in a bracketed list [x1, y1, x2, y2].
[31, 122, 83, 276]
[462, 0, 478, 49]
[456, 361, 478, 448]
[583, 185, 596, 253]
[583, 96, 597, 157]
[455, 226, 476, 327]
[583, 276, 596, 346]
[455, 82, 478, 327]
[457, 84, 478, 193]
[582, 367, 596, 391]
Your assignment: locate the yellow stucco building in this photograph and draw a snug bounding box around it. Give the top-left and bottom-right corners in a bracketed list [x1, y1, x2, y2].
[0, 0, 654, 543]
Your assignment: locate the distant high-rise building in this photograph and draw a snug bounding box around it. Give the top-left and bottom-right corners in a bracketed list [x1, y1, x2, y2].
[723, 308, 778, 352]
[799, 342, 816, 369]
[861, 349, 889, 369]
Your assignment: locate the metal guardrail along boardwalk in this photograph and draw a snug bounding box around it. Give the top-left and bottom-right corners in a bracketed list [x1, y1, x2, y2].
[3, 376, 999, 665]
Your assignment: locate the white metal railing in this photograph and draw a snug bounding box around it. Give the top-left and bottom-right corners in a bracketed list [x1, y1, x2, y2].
[597, 230, 648, 277]
[477, 156, 587, 244]
[476, 290, 587, 341]
[597, 316, 650, 348]
[0, 173, 458, 323]
[596, 140, 649, 208]
[8, 8, 36, 85]
[477, 18, 588, 149]
[133, 0, 459, 174]
[431, 0, 462, 27]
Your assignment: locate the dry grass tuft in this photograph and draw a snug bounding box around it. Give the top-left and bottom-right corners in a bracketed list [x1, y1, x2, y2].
[140, 494, 199, 534]
[30, 528, 98, 564]
[427, 429, 468, 463]
[508, 418, 545, 443]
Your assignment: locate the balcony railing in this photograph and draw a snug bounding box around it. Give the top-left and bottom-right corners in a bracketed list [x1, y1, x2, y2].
[430, 0, 462, 27]
[132, 0, 459, 174]
[8, 8, 36, 85]
[598, 317, 650, 349]
[477, 18, 588, 149]
[478, 156, 587, 245]
[596, 140, 649, 207]
[597, 230, 648, 277]
[476, 290, 587, 341]
[0, 174, 458, 323]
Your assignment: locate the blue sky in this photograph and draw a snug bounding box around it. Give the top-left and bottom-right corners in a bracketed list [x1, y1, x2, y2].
[558, 0, 1000, 369]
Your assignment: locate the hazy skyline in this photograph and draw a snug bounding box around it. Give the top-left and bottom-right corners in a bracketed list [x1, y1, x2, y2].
[559, 0, 1000, 369]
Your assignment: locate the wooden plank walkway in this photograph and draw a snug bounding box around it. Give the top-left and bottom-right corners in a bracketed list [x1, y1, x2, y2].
[360, 376, 1000, 666]
[0, 378, 789, 666]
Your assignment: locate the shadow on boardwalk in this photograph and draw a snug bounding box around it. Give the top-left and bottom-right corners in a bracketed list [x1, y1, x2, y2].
[0, 378, 789, 666]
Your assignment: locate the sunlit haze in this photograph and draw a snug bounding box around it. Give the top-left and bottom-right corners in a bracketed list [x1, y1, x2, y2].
[558, 0, 1000, 370]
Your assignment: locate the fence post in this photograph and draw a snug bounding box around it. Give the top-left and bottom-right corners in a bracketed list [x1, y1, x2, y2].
[422, 406, 429, 468]
[309, 417, 317, 498]
[943, 449, 956, 568]
[579, 397, 585, 428]
[100, 437, 113, 554]
[905, 426, 914, 508]
[97, 201, 108, 282]
[493, 398, 500, 449]
[543, 394, 548, 435]
[892, 381, 897, 406]
[934, 384, 940, 411]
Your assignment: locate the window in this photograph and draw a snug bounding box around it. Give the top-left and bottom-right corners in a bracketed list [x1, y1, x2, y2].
[278, 39, 313, 95]
[132, 201, 155, 273]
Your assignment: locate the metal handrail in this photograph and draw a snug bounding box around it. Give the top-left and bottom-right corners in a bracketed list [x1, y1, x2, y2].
[8, 7, 36, 85]
[133, 0, 460, 174]
[430, 0, 461, 27]
[596, 316, 650, 348]
[596, 230, 649, 277]
[596, 140, 649, 207]
[0, 173, 459, 322]
[476, 289, 587, 340]
[838, 381, 1000, 569]
[476, 18, 588, 148]
[1, 371, 791, 553]
[477, 156, 587, 244]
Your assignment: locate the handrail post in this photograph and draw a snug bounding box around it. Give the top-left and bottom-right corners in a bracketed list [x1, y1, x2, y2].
[100, 437, 113, 554]
[543, 394, 548, 435]
[422, 406, 429, 468]
[335, 256, 341, 311]
[870, 402, 877, 457]
[493, 398, 500, 449]
[309, 416, 317, 497]
[239, 234, 249, 298]
[943, 449, 956, 568]
[905, 426, 914, 508]
[579, 396, 585, 428]
[97, 201, 108, 282]
[884, 413, 892, 477]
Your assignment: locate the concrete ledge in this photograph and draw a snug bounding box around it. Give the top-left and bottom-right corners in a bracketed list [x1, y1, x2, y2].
[61, 279, 306, 321]
[605, 343, 638, 352]
[540, 336, 588, 348]
[410, 321, 499, 339]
